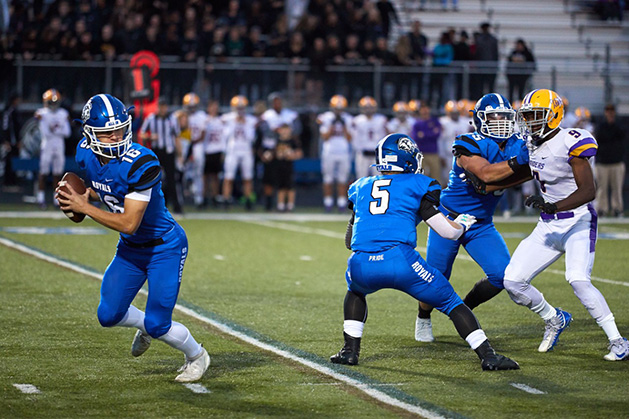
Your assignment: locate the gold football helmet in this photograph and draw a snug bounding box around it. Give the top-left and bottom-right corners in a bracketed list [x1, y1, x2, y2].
[182, 92, 200, 109]
[575, 106, 591, 120]
[408, 99, 422, 113]
[43, 89, 61, 108]
[230, 95, 249, 109]
[393, 101, 409, 114]
[358, 96, 377, 109]
[518, 89, 564, 142]
[329, 95, 348, 109]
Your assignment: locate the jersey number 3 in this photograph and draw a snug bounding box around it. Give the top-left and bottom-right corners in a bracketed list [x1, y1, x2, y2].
[369, 179, 392, 215]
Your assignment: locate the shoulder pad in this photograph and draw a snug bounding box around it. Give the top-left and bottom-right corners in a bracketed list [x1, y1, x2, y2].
[125, 146, 161, 191]
[453, 133, 483, 155]
[565, 128, 597, 160]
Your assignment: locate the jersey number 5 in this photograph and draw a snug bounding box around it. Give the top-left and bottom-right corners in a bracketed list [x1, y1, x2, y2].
[369, 179, 392, 215]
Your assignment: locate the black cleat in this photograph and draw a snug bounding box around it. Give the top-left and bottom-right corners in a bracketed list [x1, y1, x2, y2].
[481, 353, 520, 371]
[330, 332, 361, 366]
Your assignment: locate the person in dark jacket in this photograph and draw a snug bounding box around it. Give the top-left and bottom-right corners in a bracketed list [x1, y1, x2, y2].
[594, 104, 626, 217]
[506, 39, 536, 103]
[471, 23, 498, 100]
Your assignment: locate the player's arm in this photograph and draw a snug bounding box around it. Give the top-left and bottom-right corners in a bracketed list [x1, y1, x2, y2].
[56, 183, 149, 235]
[457, 154, 518, 183]
[419, 190, 476, 240]
[482, 165, 533, 193]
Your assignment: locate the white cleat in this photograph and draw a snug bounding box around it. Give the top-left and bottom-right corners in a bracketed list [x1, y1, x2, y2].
[538, 308, 572, 353]
[414, 317, 435, 342]
[131, 330, 152, 357]
[604, 337, 629, 361]
[175, 346, 210, 383]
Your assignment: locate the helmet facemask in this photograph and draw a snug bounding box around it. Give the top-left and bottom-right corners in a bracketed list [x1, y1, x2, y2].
[517, 107, 557, 145]
[477, 109, 515, 140]
[84, 117, 133, 159]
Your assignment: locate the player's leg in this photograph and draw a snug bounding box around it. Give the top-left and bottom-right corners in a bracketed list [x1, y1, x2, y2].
[192, 144, 205, 206]
[396, 245, 519, 370]
[415, 227, 460, 341]
[222, 152, 237, 205]
[38, 148, 52, 208]
[241, 152, 255, 209]
[503, 222, 571, 352]
[145, 226, 209, 381]
[564, 217, 629, 360]
[461, 223, 510, 309]
[321, 155, 335, 211]
[336, 155, 350, 211]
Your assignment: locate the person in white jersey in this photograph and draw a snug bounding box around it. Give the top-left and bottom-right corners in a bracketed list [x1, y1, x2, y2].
[350, 96, 388, 179]
[181, 93, 207, 208]
[221, 95, 257, 210]
[438, 100, 472, 182]
[386, 101, 415, 137]
[317, 95, 353, 212]
[202, 100, 225, 207]
[36, 88, 71, 209]
[498, 89, 628, 361]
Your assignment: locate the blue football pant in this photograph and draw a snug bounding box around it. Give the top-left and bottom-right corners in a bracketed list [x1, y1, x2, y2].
[97, 224, 188, 338]
[346, 244, 463, 316]
[426, 221, 510, 289]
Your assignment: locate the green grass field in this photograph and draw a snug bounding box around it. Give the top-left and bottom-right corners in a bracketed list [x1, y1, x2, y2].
[1, 212, 628, 418]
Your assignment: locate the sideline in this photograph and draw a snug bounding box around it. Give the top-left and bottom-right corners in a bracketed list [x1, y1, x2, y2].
[0, 236, 459, 419]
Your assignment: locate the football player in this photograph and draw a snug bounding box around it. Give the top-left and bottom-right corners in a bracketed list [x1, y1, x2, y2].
[36, 89, 71, 209]
[350, 96, 388, 179]
[501, 89, 629, 360]
[386, 101, 415, 137]
[414, 93, 530, 342]
[56, 94, 210, 381]
[438, 100, 472, 182]
[574, 106, 594, 132]
[202, 100, 225, 207]
[221, 95, 257, 209]
[317, 95, 353, 212]
[331, 133, 519, 371]
[182, 93, 208, 208]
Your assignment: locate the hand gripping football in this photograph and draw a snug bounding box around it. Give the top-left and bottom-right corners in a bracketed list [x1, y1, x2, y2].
[58, 172, 87, 223]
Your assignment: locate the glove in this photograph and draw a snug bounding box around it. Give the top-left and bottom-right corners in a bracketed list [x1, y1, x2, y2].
[454, 213, 477, 232]
[459, 170, 487, 195]
[525, 195, 558, 214]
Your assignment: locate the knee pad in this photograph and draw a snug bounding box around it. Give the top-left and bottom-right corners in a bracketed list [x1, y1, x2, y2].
[97, 304, 126, 328]
[144, 317, 172, 339]
[565, 270, 589, 285]
[503, 280, 533, 307]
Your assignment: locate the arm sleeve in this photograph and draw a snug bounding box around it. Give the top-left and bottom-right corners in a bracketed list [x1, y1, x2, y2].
[345, 212, 354, 250]
[452, 134, 482, 157]
[127, 154, 161, 192]
[418, 180, 441, 220]
[425, 213, 464, 240]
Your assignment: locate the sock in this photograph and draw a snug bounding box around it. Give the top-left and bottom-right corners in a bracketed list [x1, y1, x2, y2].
[531, 299, 557, 321]
[337, 196, 347, 209]
[114, 305, 147, 333]
[463, 277, 502, 310]
[343, 320, 364, 338]
[465, 329, 487, 350]
[324, 196, 334, 208]
[287, 202, 295, 211]
[37, 190, 45, 204]
[418, 303, 432, 319]
[158, 321, 203, 359]
[598, 313, 622, 341]
[277, 202, 285, 211]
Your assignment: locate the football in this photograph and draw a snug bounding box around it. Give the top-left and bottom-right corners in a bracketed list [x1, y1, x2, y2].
[58, 172, 87, 223]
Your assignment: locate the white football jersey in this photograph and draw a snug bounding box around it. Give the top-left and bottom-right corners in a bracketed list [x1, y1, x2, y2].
[36, 107, 71, 149]
[386, 116, 415, 137]
[204, 115, 225, 154]
[350, 113, 388, 152]
[262, 108, 298, 130]
[188, 110, 208, 143]
[438, 116, 471, 160]
[528, 127, 597, 215]
[317, 111, 352, 156]
[222, 112, 257, 154]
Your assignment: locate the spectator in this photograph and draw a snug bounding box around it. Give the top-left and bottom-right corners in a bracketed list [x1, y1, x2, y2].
[373, 36, 395, 65]
[411, 103, 443, 185]
[307, 37, 327, 103]
[471, 22, 498, 100]
[394, 35, 413, 66]
[344, 33, 363, 64]
[100, 24, 118, 60]
[180, 27, 199, 62]
[506, 39, 536, 103]
[594, 104, 626, 217]
[408, 20, 428, 63]
[376, 0, 400, 39]
[246, 26, 267, 57]
[1, 94, 21, 189]
[452, 30, 472, 100]
[428, 32, 454, 110]
[225, 26, 245, 56]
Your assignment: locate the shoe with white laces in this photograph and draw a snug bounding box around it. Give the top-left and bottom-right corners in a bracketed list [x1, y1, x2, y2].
[604, 337, 629, 361]
[131, 330, 152, 357]
[538, 308, 572, 353]
[175, 346, 210, 383]
[414, 317, 435, 342]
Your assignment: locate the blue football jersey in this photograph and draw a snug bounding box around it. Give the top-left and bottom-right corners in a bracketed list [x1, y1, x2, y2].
[76, 139, 176, 243]
[441, 132, 527, 220]
[349, 173, 441, 252]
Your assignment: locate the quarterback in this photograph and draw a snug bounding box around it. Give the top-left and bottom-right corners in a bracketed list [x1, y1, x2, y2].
[501, 89, 629, 360]
[56, 94, 210, 381]
[331, 133, 519, 371]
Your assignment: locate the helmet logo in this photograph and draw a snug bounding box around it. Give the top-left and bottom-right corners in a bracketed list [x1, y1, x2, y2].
[81, 99, 92, 122]
[105, 119, 122, 128]
[397, 137, 416, 154]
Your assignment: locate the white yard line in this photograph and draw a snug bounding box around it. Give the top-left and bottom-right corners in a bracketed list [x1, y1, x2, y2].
[510, 383, 547, 395]
[0, 236, 449, 419]
[13, 384, 41, 394]
[245, 220, 629, 288]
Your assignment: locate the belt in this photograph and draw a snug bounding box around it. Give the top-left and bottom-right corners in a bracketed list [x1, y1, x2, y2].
[122, 237, 165, 248]
[541, 211, 574, 220]
[362, 150, 376, 156]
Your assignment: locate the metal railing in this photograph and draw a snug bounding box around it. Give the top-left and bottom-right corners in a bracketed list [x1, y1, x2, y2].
[2, 55, 626, 113]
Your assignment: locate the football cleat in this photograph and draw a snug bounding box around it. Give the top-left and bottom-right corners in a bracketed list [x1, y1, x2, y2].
[481, 353, 520, 371]
[414, 317, 435, 342]
[330, 332, 361, 366]
[604, 337, 629, 361]
[175, 346, 210, 383]
[538, 308, 572, 353]
[131, 330, 152, 357]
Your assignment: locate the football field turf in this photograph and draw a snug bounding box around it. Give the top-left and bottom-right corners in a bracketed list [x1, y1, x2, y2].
[1, 212, 628, 418]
